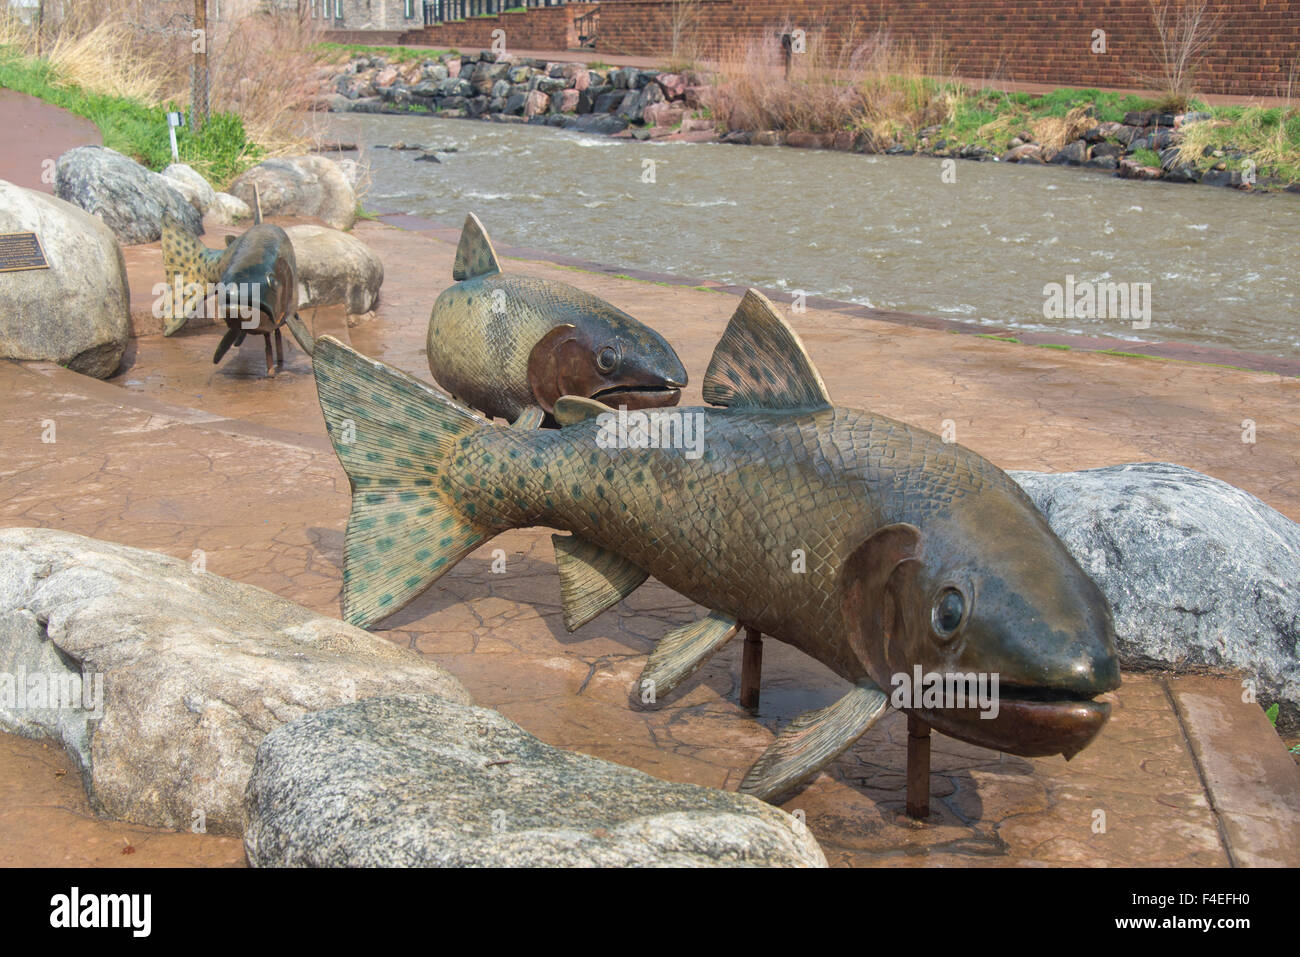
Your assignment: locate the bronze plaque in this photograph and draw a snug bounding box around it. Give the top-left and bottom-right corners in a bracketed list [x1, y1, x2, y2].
[0, 232, 49, 273]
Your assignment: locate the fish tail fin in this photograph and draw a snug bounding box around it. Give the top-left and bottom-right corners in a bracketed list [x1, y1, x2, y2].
[313, 336, 498, 628]
[160, 211, 222, 335]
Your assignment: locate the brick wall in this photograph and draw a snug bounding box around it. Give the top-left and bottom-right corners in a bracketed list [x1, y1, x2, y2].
[595, 0, 1300, 97]
[389, 3, 592, 50]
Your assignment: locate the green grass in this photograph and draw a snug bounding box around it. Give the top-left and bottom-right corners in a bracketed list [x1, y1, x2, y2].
[978, 334, 1020, 343]
[1037, 342, 1072, 350]
[0, 47, 259, 185]
[908, 83, 1300, 185]
[1097, 349, 1164, 361]
[314, 42, 457, 64]
[1131, 146, 1163, 168]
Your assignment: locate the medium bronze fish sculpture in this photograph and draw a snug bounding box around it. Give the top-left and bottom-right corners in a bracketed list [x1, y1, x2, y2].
[426, 213, 687, 427]
[312, 289, 1121, 802]
[160, 208, 314, 376]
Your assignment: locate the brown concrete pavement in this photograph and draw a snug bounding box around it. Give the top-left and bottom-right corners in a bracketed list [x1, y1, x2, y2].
[0, 216, 1296, 866]
[0, 90, 101, 193]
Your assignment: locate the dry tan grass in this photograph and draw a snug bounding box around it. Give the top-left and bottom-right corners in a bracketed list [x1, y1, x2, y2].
[41, 21, 167, 102]
[1031, 105, 1094, 153]
[5, 0, 323, 157]
[708, 24, 960, 144]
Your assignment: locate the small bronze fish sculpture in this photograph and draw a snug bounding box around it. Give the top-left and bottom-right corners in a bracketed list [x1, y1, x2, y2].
[426, 213, 688, 427]
[312, 289, 1121, 802]
[160, 201, 314, 376]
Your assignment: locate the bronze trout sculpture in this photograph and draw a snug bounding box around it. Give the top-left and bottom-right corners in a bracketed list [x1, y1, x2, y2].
[312, 289, 1121, 802]
[160, 207, 314, 376]
[426, 214, 687, 427]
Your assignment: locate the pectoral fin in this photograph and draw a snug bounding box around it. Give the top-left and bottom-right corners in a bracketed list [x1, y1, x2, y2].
[512, 406, 545, 429]
[738, 680, 888, 803]
[553, 534, 648, 632]
[639, 611, 739, 700]
[284, 313, 316, 357]
[213, 327, 242, 364]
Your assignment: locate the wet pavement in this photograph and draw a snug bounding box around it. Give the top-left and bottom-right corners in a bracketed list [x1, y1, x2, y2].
[1, 216, 1297, 866]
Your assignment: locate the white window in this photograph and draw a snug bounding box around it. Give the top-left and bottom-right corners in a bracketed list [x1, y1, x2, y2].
[404, 0, 413, 17]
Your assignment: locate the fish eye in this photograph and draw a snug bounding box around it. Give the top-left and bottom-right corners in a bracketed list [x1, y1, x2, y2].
[596, 345, 620, 373]
[931, 587, 966, 639]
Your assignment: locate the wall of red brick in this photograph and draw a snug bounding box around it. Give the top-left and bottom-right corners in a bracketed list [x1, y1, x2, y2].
[595, 0, 1300, 97]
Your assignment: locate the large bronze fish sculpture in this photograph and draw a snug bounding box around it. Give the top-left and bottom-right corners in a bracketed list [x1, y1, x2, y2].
[426, 214, 687, 427]
[160, 208, 314, 376]
[312, 289, 1121, 802]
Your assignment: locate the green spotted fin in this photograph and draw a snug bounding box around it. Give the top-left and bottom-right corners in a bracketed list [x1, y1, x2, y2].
[738, 680, 888, 803]
[639, 611, 739, 700]
[452, 212, 502, 282]
[703, 289, 832, 410]
[160, 211, 224, 335]
[552, 534, 649, 632]
[312, 335, 497, 629]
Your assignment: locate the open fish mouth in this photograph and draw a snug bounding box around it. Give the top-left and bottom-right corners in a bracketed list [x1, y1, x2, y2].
[912, 685, 1113, 760]
[590, 384, 683, 410]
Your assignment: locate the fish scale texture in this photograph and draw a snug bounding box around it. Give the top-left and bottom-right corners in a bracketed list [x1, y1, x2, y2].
[313, 338, 1025, 663]
[427, 274, 678, 422]
[463, 406, 1012, 679]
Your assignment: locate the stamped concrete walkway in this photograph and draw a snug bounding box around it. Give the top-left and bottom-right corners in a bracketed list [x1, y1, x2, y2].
[1, 216, 1297, 867]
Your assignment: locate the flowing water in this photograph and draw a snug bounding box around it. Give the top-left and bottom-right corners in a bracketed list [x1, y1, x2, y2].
[333, 113, 1300, 358]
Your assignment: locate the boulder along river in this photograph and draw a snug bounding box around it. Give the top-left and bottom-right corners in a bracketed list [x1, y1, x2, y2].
[331, 113, 1300, 359]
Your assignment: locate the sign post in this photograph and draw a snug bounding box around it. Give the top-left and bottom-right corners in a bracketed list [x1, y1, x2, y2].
[167, 111, 184, 164]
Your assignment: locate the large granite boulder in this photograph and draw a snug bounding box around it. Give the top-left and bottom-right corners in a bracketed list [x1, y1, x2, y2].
[228, 155, 356, 231]
[245, 694, 828, 867]
[53, 146, 202, 245]
[0, 528, 471, 834]
[1011, 463, 1300, 729]
[207, 191, 252, 226]
[284, 223, 383, 315]
[160, 163, 217, 215]
[0, 180, 130, 378]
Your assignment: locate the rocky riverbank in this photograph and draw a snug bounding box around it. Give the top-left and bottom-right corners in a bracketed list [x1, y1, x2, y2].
[316, 51, 1299, 194]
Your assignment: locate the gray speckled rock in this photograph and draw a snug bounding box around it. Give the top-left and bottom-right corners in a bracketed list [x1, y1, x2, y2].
[245, 694, 827, 867]
[207, 191, 251, 225]
[160, 163, 217, 215]
[0, 528, 471, 834]
[1010, 463, 1300, 728]
[229, 155, 356, 231]
[54, 146, 202, 244]
[284, 223, 383, 314]
[0, 180, 130, 378]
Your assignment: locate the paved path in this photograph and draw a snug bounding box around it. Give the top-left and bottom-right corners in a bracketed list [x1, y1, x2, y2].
[0, 90, 101, 192]
[1, 214, 1296, 866]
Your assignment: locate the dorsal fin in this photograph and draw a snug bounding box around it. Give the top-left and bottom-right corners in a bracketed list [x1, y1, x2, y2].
[452, 212, 502, 281]
[703, 289, 831, 410]
[553, 395, 608, 426]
